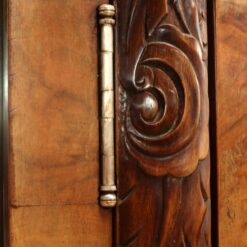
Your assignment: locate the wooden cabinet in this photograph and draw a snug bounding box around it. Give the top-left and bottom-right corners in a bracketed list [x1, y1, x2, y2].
[0, 0, 246, 246]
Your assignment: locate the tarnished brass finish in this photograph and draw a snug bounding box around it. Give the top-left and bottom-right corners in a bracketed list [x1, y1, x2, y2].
[98, 4, 117, 208]
[100, 193, 117, 208]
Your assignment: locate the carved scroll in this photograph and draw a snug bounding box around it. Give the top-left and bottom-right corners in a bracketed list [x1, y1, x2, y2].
[115, 0, 211, 246]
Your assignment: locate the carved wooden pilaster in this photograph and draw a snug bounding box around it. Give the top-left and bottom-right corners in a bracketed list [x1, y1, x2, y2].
[115, 0, 211, 246]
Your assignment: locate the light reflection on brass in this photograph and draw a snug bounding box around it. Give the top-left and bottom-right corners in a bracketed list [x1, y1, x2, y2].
[101, 119, 114, 156]
[98, 4, 117, 208]
[102, 91, 114, 118]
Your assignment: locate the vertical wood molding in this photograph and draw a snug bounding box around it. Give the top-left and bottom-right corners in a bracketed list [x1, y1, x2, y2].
[0, 0, 3, 244]
[115, 0, 211, 246]
[1, 0, 9, 245]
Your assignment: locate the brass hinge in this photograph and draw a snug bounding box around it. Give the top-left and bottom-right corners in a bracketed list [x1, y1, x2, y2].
[98, 4, 117, 208]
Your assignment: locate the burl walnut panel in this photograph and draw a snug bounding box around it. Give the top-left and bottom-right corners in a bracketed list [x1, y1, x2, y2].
[8, 0, 111, 246]
[115, 1, 211, 246]
[216, 1, 247, 246]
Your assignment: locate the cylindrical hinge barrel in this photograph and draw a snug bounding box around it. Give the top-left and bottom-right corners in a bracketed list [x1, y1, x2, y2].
[98, 4, 117, 208]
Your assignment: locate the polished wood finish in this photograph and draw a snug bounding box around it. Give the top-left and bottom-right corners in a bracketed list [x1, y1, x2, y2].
[115, 0, 211, 246]
[8, 0, 111, 246]
[215, 1, 247, 246]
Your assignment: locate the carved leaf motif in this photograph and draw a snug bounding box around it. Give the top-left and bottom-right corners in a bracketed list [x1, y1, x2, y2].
[172, 0, 208, 59]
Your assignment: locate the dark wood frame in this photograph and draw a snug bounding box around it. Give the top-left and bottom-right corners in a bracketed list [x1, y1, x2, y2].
[207, 1, 218, 246]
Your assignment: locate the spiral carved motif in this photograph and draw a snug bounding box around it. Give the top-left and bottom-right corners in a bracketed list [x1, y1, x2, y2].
[116, 1, 210, 246]
[119, 1, 209, 177]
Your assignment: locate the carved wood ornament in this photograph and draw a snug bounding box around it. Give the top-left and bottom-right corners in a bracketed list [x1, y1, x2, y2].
[115, 0, 211, 246]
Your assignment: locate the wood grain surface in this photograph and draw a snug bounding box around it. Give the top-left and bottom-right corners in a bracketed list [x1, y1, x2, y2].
[115, 0, 211, 246]
[10, 205, 111, 247]
[8, 0, 112, 246]
[215, 1, 247, 246]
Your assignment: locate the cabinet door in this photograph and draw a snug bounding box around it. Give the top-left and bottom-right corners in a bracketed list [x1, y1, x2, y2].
[2, 0, 213, 246]
[5, 0, 112, 246]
